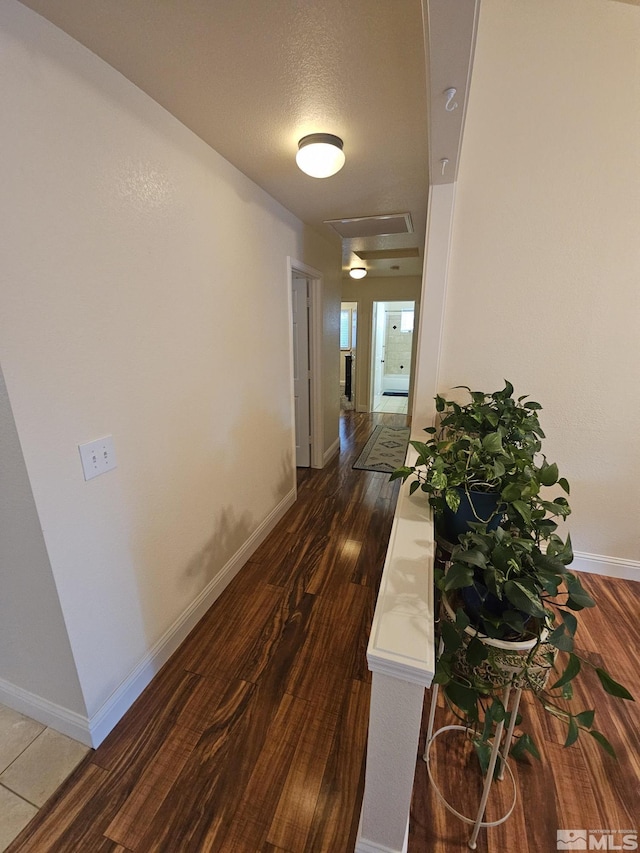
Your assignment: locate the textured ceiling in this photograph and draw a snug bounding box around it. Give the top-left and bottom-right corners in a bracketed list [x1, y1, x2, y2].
[18, 0, 430, 277]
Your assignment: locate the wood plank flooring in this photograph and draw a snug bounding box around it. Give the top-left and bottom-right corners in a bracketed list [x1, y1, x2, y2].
[8, 409, 640, 853]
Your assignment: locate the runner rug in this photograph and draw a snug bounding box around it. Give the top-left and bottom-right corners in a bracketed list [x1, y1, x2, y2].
[352, 425, 411, 474]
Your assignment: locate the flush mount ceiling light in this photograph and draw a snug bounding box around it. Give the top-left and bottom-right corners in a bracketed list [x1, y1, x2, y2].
[349, 267, 367, 280]
[296, 133, 345, 178]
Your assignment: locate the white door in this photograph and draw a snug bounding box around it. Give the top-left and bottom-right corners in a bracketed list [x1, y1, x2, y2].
[292, 276, 311, 467]
[371, 301, 386, 410]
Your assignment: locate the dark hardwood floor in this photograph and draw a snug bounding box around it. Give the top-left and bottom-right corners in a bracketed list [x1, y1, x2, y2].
[8, 409, 639, 852]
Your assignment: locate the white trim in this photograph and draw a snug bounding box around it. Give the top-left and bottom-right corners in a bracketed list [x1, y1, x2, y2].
[411, 182, 457, 431]
[4, 490, 302, 750]
[323, 436, 340, 466]
[572, 551, 640, 582]
[287, 258, 324, 469]
[0, 679, 92, 746]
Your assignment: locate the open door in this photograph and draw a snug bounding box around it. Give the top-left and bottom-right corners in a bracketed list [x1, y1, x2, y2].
[291, 274, 311, 467]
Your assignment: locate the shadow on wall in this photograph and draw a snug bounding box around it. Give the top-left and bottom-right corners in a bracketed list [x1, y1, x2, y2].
[127, 401, 295, 651]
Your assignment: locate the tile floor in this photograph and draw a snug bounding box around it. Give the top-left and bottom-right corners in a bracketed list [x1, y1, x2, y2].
[372, 393, 408, 414]
[0, 704, 89, 851]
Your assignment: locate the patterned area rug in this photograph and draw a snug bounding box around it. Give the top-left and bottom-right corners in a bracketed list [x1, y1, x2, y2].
[352, 425, 411, 473]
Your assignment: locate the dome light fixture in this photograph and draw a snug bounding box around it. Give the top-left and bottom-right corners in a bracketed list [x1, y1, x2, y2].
[296, 133, 345, 178]
[349, 267, 367, 280]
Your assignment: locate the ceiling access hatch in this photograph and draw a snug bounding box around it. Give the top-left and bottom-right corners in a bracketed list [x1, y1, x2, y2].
[324, 212, 413, 239]
[354, 247, 420, 260]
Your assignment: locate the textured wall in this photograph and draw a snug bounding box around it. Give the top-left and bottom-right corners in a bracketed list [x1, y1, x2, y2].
[438, 0, 640, 561]
[0, 1, 338, 727]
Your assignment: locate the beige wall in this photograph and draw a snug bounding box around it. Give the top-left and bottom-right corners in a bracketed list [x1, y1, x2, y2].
[341, 276, 422, 413]
[0, 1, 340, 739]
[437, 0, 640, 563]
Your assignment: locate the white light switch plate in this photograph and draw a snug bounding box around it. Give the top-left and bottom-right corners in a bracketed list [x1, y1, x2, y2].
[78, 435, 117, 481]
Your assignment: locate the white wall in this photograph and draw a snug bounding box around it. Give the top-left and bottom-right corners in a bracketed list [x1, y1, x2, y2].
[436, 0, 640, 565]
[341, 276, 422, 413]
[0, 1, 340, 742]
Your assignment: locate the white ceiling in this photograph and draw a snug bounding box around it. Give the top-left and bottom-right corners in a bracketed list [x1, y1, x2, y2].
[18, 0, 432, 278]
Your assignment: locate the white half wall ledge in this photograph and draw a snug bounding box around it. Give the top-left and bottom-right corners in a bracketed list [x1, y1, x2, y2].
[572, 551, 640, 583]
[357, 447, 435, 853]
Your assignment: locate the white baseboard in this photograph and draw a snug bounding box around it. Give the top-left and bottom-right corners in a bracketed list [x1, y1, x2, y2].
[87, 485, 297, 747]
[572, 551, 640, 582]
[0, 679, 92, 746]
[323, 436, 340, 466]
[1, 487, 296, 749]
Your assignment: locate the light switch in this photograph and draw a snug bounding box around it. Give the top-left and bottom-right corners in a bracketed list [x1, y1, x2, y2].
[79, 435, 117, 481]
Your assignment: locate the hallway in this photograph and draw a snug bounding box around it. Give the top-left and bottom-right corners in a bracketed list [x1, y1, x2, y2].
[7, 410, 406, 853]
[7, 409, 639, 852]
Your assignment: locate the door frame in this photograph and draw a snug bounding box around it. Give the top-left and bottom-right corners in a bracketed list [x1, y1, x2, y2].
[287, 258, 324, 469]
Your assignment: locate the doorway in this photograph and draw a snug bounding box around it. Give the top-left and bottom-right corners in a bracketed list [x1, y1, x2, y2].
[288, 258, 323, 469]
[370, 301, 415, 415]
[340, 302, 357, 410]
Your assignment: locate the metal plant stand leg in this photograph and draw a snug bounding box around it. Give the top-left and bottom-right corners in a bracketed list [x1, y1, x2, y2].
[468, 686, 510, 850]
[424, 638, 444, 755]
[498, 686, 522, 782]
[424, 680, 518, 851]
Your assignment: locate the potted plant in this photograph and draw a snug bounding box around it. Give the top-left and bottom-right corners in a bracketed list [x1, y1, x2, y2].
[436, 524, 633, 768]
[394, 381, 633, 768]
[390, 381, 570, 544]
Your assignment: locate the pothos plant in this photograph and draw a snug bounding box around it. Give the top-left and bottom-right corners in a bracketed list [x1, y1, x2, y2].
[390, 381, 571, 535]
[392, 381, 634, 768]
[436, 524, 634, 769]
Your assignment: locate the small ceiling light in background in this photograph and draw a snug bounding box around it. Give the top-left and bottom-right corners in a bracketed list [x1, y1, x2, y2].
[296, 134, 345, 178]
[349, 267, 367, 279]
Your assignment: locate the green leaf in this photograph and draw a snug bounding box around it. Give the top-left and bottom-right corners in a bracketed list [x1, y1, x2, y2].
[575, 709, 595, 729]
[539, 462, 559, 486]
[473, 738, 492, 776]
[512, 500, 532, 526]
[565, 574, 595, 609]
[453, 548, 487, 569]
[444, 489, 461, 513]
[595, 668, 634, 701]
[432, 658, 452, 685]
[504, 580, 546, 618]
[547, 625, 574, 652]
[482, 432, 504, 454]
[409, 480, 421, 495]
[565, 716, 579, 747]
[440, 621, 462, 653]
[466, 636, 489, 667]
[431, 470, 447, 490]
[455, 607, 470, 630]
[442, 562, 475, 590]
[510, 733, 541, 761]
[588, 730, 616, 758]
[501, 483, 522, 503]
[558, 477, 570, 494]
[502, 609, 526, 635]
[444, 681, 478, 714]
[551, 653, 581, 689]
[561, 611, 578, 636]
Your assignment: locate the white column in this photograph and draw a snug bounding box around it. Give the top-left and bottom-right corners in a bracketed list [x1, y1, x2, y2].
[355, 461, 435, 853]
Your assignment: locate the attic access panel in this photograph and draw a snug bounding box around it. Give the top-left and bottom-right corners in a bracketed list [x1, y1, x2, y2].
[325, 213, 413, 239]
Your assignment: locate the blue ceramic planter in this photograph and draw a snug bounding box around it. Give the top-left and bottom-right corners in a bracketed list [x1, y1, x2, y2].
[440, 488, 504, 543]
